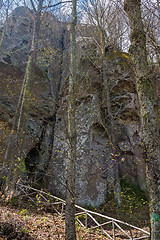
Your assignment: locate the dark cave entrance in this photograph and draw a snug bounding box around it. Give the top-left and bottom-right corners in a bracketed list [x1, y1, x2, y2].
[25, 145, 40, 180]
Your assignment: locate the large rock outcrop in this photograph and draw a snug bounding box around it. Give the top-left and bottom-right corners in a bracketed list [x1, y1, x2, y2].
[46, 41, 147, 206]
[0, 7, 149, 206]
[0, 6, 69, 181]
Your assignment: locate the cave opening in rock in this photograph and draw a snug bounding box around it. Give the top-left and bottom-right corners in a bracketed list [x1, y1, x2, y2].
[92, 122, 106, 133]
[25, 145, 40, 180]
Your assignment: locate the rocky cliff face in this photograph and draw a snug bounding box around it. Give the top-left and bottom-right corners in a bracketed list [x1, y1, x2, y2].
[0, 7, 147, 206]
[46, 41, 147, 206]
[0, 6, 69, 182]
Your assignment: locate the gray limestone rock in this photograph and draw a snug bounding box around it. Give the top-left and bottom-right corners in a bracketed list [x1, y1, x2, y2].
[0, 7, 150, 206]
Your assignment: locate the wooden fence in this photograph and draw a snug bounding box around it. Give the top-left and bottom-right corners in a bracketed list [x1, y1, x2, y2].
[16, 183, 150, 240]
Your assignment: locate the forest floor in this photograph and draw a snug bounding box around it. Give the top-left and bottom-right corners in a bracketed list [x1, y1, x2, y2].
[0, 190, 150, 240]
[0, 180, 150, 239]
[0, 202, 109, 239]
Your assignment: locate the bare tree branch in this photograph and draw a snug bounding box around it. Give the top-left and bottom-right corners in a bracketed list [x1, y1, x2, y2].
[44, 0, 72, 9]
[24, 0, 34, 20]
[30, 0, 36, 12]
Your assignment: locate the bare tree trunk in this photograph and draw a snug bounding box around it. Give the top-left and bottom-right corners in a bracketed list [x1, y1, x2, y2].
[6, 52, 35, 192]
[65, 0, 77, 239]
[0, 0, 9, 52]
[103, 65, 121, 207]
[124, 1, 160, 239]
[4, 2, 42, 195]
[101, 32, 121, 207]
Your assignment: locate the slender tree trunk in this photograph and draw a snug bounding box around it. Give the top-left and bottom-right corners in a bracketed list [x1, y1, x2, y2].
[0, 1, 9, 53]
[101, 33, 121, 207]
[124, 1, 160, 239]
[103, 65, 121, 207]
[6, 51, 35, 192]
[65, 0, 77, 239]
[0, 25, 7, 53]
[4, 4, 42, 195]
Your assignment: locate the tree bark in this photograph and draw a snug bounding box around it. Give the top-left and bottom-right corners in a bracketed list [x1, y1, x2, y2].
[124, 1, 160, 239]
[103, 66, 121, 207]
[101, 31, 121, 207]
[3, 1, 42, 195]
[65, 0, 77, 239]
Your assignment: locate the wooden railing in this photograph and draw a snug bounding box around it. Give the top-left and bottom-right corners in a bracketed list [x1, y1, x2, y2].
[16, 183, 150, 240]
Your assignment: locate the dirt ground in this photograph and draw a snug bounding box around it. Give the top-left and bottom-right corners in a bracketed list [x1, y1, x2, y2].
[0, 201, 150, 240]
[0, 203, 109, 240]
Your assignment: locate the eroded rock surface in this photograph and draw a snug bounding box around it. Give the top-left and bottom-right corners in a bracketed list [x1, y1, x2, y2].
[46, 41, 147, 206]
[0, 7, 149, 206]
[0, 6, 69, 181]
